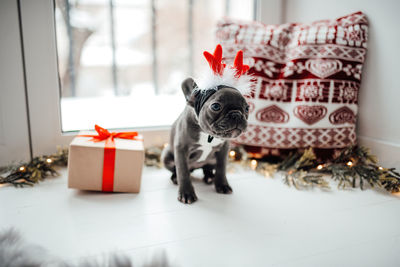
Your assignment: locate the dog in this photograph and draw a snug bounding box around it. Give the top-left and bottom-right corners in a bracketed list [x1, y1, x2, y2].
[161, 44, 252, 204]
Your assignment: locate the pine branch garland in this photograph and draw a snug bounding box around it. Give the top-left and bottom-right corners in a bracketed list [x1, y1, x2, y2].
[274, 146, 400, 193]
[0, 147, 68, 187]
[1, 144, 399, 194]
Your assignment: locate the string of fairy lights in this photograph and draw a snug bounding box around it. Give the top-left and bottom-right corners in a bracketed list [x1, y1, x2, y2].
[223, 145, 400, 192]
[17, 158, 54, 173]
[1, 144, 399, 193]
[228, 147, 382, 171]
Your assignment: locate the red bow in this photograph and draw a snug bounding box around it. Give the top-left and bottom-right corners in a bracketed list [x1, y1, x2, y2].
[78, 125, 141, 192]
[80, 124, 141, 142]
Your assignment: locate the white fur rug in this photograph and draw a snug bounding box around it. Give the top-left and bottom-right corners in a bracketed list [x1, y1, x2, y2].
[0, 229, 171, 267]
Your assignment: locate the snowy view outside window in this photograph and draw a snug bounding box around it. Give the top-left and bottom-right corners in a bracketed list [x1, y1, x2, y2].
[55, 0, 255, 131]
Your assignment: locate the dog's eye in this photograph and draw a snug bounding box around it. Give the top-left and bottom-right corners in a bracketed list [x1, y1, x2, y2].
[210, 103, 221, 111]
[245, 105, 250, 113]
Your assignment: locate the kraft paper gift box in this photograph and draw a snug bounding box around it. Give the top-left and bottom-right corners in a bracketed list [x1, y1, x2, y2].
[68, 126, 144, 193]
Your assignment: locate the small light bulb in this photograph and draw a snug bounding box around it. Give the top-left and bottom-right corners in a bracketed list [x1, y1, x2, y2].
[317, 164, 323, 170]
[19, 166, 25, 172]
[347, 161, 353, 167]
[378, 166, 384, 170]
[250, 159, 258, 169]
[229, 150, 236, 158]
[46, 158, 53, 163]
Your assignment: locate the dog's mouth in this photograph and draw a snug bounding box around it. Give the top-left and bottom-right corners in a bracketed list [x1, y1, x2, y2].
[212, 127, 243, 139]
[209, 115, 248, 139]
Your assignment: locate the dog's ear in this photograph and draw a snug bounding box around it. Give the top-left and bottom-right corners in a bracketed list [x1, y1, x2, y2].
[181, 77, 197, 107]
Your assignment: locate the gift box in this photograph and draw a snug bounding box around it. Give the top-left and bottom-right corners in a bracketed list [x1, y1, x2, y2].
[68, 125, 144, 193]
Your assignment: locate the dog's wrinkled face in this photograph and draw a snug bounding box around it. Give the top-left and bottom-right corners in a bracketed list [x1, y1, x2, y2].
[198, 87, 249, 139]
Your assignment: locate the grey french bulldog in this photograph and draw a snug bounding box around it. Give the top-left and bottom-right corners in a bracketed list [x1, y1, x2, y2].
[161, 77, 250, 204]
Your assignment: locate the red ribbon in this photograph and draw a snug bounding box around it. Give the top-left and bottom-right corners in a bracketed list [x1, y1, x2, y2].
[78, 125, 141, 192]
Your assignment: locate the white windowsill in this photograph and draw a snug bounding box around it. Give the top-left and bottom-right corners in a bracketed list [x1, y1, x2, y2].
[61, 94, 186, 132]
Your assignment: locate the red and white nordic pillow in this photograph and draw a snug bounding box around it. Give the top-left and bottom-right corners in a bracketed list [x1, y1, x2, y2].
[216, 11, 369, 158]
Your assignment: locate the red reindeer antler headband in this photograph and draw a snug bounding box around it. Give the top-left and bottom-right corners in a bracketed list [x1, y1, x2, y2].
[232, 50, 250, 77]
[197, 44, 252, 95]
[203, 44, 226, 76]
[203, 44, 249, 78]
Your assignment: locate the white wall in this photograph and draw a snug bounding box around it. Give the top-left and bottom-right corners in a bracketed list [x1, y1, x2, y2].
[281, 0, 400, 168]
[0, 0, 31, 166]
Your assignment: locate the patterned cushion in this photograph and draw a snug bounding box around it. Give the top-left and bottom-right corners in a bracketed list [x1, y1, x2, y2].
[216, 11, 368, 158]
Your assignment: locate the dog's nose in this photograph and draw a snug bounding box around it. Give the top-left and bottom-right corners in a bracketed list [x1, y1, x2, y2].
[229, 111, 242, 121]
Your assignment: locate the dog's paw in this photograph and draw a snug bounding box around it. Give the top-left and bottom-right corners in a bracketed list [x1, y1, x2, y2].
[215, 184, 233, 194]
[203, 175, 213, 185]
[178, 190, 198, 204]
[171, 173, 178, 185]
[202, 166, 214, 185]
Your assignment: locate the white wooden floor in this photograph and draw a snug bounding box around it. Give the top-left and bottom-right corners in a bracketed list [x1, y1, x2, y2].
[1, 166, 400, 267]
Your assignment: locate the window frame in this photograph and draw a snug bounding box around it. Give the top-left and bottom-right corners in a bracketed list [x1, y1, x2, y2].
[0, 0, 31, 166]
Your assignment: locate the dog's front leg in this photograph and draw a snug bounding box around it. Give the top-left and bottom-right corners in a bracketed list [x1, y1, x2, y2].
[174, 145, 197, 204]
[214, 141, 233, 194]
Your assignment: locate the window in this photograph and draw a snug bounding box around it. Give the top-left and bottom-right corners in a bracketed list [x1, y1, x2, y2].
[55, 0, 257, 131]
[3, 0, 269, 158]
